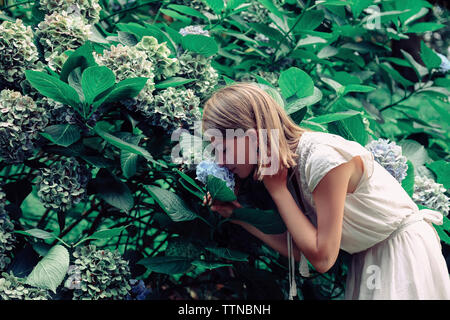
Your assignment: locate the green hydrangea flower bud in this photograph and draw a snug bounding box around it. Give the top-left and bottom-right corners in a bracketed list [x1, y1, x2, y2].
[39, 0, 102, 24]
[150, 87, 201, 135]
[413, 175, 449, 216]
[68, 245, 131, 300]
[0, 90, 50, 164]
[36, 157, 91, 212]
[0, 271, 51, 300]
[0, 19, 39, 86]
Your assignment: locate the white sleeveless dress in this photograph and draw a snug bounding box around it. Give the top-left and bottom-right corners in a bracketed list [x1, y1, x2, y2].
[288, 130, 450, 300]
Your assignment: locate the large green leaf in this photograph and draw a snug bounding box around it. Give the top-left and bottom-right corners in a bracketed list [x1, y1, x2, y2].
[231, 207, 287, 234]
[307, 110, 361, 124]
[81, 66, 116, 105]
[426, 160, 450, 190]
[206, 175, 236, 202]
[25, 70, 80, 109]
[278, 67, 314, 99]
[92, 77, 149, 114]
[75, 226, 129, 246]
[40, 124, 81, 147]
[406, 22, 445, 34]
[94, 123, 155, 164]
[420, 41, 441, 70]
[25, 245, 70, 293]
[146, 185, 197, 222]
[191, 260, 233, 270]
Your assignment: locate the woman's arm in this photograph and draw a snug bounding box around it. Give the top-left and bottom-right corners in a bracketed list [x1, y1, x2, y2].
[266, 160, 355, 273]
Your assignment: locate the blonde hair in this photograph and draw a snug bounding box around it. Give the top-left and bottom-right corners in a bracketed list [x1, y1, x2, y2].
[202, 81, 314, 181]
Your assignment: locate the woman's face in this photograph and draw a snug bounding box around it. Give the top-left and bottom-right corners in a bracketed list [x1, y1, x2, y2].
[210, 134, 258, 180]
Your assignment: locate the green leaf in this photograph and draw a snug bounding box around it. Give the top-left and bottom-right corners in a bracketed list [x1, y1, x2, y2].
[167, 4, 208, 20]
[81, 66, 116, 105]
[278, 67, 314, 99]
[40, 124, 81, 147]
[14, 228, 55, 240]
[92, 169, 134, 212]
[231, 207, 286, 234]
[92, 77, 148, 113]
[191, 260, 233, 270]
[173, 168, 205, 193]
[25, 70, 80, 108]
[60, 41, 97, 83]
[401, 160, 415, 197]
[137, 256, 192, 274]
[94, 123, 155, 163]
[285, 87, 322, 116]
[420, 41, 442, 70]
[25, 245, 70, 294]
[203, 0, 225, 14]
[146, 185, 198, 222]
[154, 77, 196, 89]
[159, 8, 192, 23]
[426, 160, 450, 190]
[379, 63, 414, 87]
[116, 132, 141, 179]
[406, 22, 445, 34]
[204, 247, 248, 262]
[342, 84, 376, 95]
[181, 34, 218, 57]
[206, 175, 236, 202]
[117, 31, 139, 46]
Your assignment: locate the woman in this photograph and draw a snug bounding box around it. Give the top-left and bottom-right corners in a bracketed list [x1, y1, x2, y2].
[201, 81, 450, 299]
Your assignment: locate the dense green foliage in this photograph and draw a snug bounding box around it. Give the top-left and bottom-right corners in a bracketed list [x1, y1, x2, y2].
[0, 0, 448, 300]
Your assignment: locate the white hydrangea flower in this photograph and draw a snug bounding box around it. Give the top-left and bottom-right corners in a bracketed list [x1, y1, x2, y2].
[413, 175, 449, 216]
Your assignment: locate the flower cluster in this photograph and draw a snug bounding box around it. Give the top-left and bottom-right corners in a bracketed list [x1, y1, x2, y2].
[135, 36, 180, 81]
[179, 25, 210, 37]
[36, 96, 78, 126]
[39, 0, 102, 24]
[0, 19, 39, 86]
[196, 160, 235, 190]
[67, 245, 131, 300]
[126, 279, 152, 300]
[0, 271, 51, 300]
[35, 12, 91, 71]
[177, 51, 219, 101]
[0, 188, 15, 272]
[149, 87, 201, 135]
[254, 33, 276, 55]
[0, 90, 50, 164]
[240, 1, 271, 24]
[36, 157, 91, 212]
[412, 175, 449, 216]
[437, 53, 450, 73]
[172, 130, 214, 171]
[94, 43, 156, 115]
[365, 138, 409, 183]
[239, 70, 280, 89]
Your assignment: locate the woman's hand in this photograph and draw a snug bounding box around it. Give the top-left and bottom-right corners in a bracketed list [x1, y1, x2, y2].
[262, 166, 289, 197]
[202, 191, 242, 219]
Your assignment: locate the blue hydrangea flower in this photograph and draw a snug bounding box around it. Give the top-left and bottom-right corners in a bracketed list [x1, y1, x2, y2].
[365, 138, 408, 183]
[195, 160, 235, 190]
[437, 53, 450, 73]
[126, 279, 152, 300]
